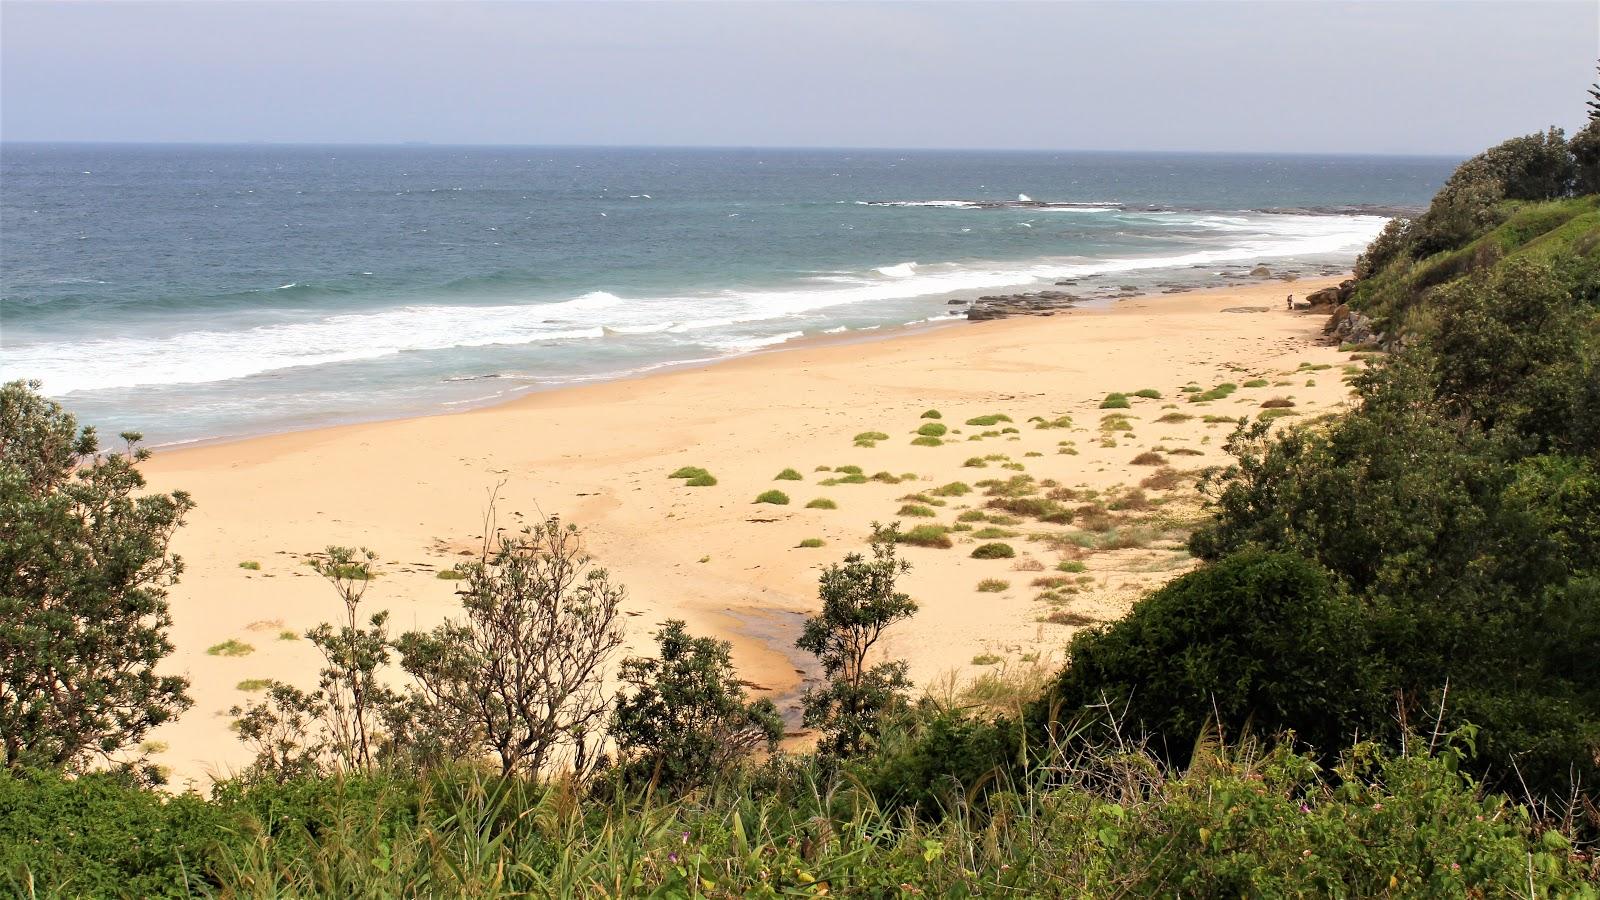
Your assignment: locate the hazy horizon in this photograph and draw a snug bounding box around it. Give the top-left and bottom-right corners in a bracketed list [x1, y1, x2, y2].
[3, 1, 1595, 155]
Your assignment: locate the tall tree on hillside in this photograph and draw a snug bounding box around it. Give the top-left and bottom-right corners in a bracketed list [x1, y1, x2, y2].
[0, 380, 193, 782]
[1588, 61, 1599, 120]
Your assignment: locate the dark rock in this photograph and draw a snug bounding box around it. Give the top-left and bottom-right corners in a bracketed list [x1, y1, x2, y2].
[1250, 265, 1272, 277]
[965, 288, 1082, 321]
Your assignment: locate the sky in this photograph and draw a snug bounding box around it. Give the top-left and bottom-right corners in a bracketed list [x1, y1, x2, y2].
[1, 1, 1595, 155]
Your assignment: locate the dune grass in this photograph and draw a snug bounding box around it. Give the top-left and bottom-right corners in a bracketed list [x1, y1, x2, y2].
[1243, 379, 1270, 388]
[1131, 388, 1161, 399]
[971, 542, 1017, 559]
[897, 524, 953, 548]
[796, 538, 826, 548]
[238, 560, 260, 571]
[910, 436, 943, 447]
[805, 497, 838, 509]
[916, 422, 948, 438]
[1130, 451, 1166, 466]
[277, 630, 299, 641]
[235, 679, 273, 692]
[774, 467, 804, 480]
[206, 639, 254, 658]
[668, 466, 710, 479]
[753, 490, 791, 505]
[920, 409, 942, 419]
[964, 414, 1012, 426]
[1187, 383, 1238, 403]
[435, 569, 465, 580]
[1099, 393, 1131, 409]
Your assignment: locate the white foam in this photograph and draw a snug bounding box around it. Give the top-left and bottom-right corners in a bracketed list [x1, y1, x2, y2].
[5, 212, 1387, 396]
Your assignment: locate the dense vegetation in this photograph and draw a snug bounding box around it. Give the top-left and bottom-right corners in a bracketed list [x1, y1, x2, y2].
[4, 105, 1600, 895]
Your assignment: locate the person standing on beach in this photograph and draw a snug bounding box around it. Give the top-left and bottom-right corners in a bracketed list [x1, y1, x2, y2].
[1286, 294, 1294, 311]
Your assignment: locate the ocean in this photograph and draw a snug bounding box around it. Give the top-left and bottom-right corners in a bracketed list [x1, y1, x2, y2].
[0, 144, 1456, 445]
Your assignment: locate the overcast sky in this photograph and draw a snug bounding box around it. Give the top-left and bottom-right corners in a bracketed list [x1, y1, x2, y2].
[2, 1, 1595, 154]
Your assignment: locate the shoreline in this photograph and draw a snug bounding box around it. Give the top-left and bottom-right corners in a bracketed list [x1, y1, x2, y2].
[142, 275, 1355, 786]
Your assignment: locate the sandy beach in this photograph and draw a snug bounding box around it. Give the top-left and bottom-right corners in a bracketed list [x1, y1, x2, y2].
[142, 276, 1359, 786]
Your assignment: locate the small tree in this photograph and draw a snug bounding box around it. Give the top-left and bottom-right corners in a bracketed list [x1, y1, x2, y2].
[231, 547, 404, 777]
[396, 516, 625, 777]
[0, 380, 193, 781]
[610, 619, 783, 791]
[796, 524, 918, 756]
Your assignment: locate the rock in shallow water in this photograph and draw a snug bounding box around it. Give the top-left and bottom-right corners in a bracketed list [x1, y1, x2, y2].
[965, 289, 1082, 321]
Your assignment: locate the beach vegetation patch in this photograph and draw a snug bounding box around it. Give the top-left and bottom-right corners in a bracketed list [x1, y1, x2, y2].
[915, 422, 948, 438]
[669, 466, 710, 480]
[1260, 397, 1296, 408]
[1099, 393, 1131, 409]
[685, 472, 718, 486]
[956, 510, 988, 523]
[1132, 388, 1162, 399]
[1140, 468, 1185, 491]
[1259, 409, 1300, 422]
[236, 679, 272, 692]
[753, 490, 791, 505]
[896, 504, 938, 518]
[805, 497, 838, 509]
[796, 538, 826, 548]
[775, 468, 804, 481]
[238, 560, 260, 571]
[970, 652, 1004, 665]
[920, 409, 942, 419]
[971, 542, 1017, 560]
[1243, 379, 1270, 388]
[277, 630, 299, 641]
[910, 435, 943, 447]
[897, 524, 953, 548]
[834, 465, 864, 475]
[872, 471, 902, 484]
[1057, 560, 1088, 573]
[1155, 412, 1193, 424]
[976, 579, 1008, 593]
[207, 640, 254, 658]
[973, 527, 1019, 540]
[820, 474, 868, 486]
[1188, 383, 1239, 403]
[853, 432, 889, 446]
[1034, 415, 1073, 429]
[930, 481, 971, 497]
[435, 569, 465, 580]
[1131, 451, 1166, 466]
[964, 414, 1012, 426]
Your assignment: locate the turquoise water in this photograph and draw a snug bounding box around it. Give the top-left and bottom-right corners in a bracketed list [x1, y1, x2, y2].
[0, 145, 1455, 444]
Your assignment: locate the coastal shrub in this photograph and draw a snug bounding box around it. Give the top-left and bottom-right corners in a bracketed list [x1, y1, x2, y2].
[1031, 550, 1381, 767]
[835, 465, 864, 475]
[895, 504, 937, 518]
[1259, 409, 1299, 422]
[796, 538, 826, 548]
[1243, 379, 1269, 388]
[1099, 393, 1131, 409]
[1034, 414, 1073, 429]
[929, 481, 971, 497]
[1058, 560, 1087, 573]
[1130, 451, 1166, 466]
[797, 527, 917, 755]
[239, 560, 261, 570]
[754, 490, 790, 505]
[987, 496, 1072, 524]
[965, 414, 1012, 426]
[915, 422, 948, 438]
[854, 431, 889, 445]
[971, 652, 1004, 665]
[896, 525, 953, 549]
[910, 436, 943, 447]
[277, 630, 298, 641]
[820, 474, 868, 485]
[236, 679, 272, 692]
[668, 466, 709, 479]
[1188, 383, 1238, 403]
[871, 471, 902, 483]
[1260, 397, 1295, 409]
[1155, 412, 1192, 423]
[0, 380, 194, 781]
[805, 497, 838, 510]
[972, 527, 1018, 540]
[920, 409, 942, 419]
[1132, 388, 1161, 399]
[685, 472, 717, 486]
[611, 620, 782, 791]
[774, 467, 803, 480]
[971, 542, 1016, 559]
[434, 569, 464, 580]
[206, 640, 254, 658]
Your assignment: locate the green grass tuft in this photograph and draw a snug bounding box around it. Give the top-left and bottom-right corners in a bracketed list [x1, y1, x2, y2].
[236, 678, 273, 692]
[774, 467, 804, 480]
[971, 542, 1016, 559]
[1132, 388, 1162, 399]
[964, 414, 1012, 426]
[669, 466, 710, 479]
[207, 639, 254, 657]
[976, 579, 1010, 593]
[897, 524, 953, 548]
[920, 409, 942, 419]
[753, 490, 790, 505]
[805, 497, 838, 509]
[896, 504, 938, 518]
[1099, 393, 1131, 409]
[796, 538, 826, 548]
[910, 435, 943, 447]
[915, 422, 948, 438]
[435, 569, 465, 580]
[238, 560, 260, 571]
[685, 473, 718, 487]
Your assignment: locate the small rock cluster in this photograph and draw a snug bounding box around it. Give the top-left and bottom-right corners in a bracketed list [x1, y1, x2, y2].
[960, 290, 1081, 321]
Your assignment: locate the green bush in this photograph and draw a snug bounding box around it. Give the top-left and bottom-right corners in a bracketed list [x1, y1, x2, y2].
[774, 468, 803, 481]
[1033, 550, 1381, 765]
[920, 409, 942, 419]
[895, 504, 937, 518]
[1099, 393, 1131, 409]
[896, 525, 953, 549]
[971, 542, 1015, 559]
[965, 414, 1012, 426]
[805, 497, 838, 510]
[238, 560, 260, 571]
[910, 435, 943, 447]
[796, 538, 826, 548]
[915, 422, 947, 438]
[206, 640, 254, 657]
[753, 490, 790, 505]
[668, 466, 709, 479]
[1132, 388, 1161, 399]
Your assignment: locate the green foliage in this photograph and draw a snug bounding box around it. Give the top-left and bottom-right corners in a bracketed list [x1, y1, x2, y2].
[805, 497, 837, 510]
[909, 435, 943, 446]
[238, 560, 261, 570]
[753, 489, 790, 505]
[1131, 388, 1161, 399]
[669, 466, 717, 486]
[915, 422, 947, 438]
[976, 579, 1009, 593]
[970, 542, 1016, 559]
[774, 467, 803, 481]
[853, 431, 889, 445]
[1099, 393, 1131, 409]
[1035, 550, 1381, 763]
[895, 503, 937, 518]
[895, 524, 952, 548]
[797, 526, 917, 756]
[0, 381, 193, 781]
[964, 414, 1011, 426]
[434, 568, 464, 580]
[920, 409, 942, 419]
[929, 481, 970, 497]
[206, 640, 254, 657]
[610, 620, 782, 791]
[796, 537, 826, 548]
[668, 466, 709, 479]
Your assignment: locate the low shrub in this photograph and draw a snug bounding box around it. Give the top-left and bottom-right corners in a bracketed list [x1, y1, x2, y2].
[897, 524, 954, 548]
[930, 481, 971, 497]
[796, 538, 826, 548]
[971, 542, 1016, 559]
[920, 409, 942, 419]
[1130, 451, 1166, 466]
[1260, 397, 1296, 409]
[805, 497, 838, 509]
[435, 569, 465, 580]
[916, 423, 948, 438]
[896, 504, 938, 518]
[754, 490, 790, 505]
[1100, 393, 1131, 409]
[669, 466, 710, 479]
[1132, 388, 1162, 399]
[775, 468, 804, 480]
[976, 579, 1010, 593]
[238, 560, 260, 571]
[965, 414, 1012, 426]
[1155, 412, 1193, 423]
[206, 639, 254, 657]
[910, 436, 943, 447]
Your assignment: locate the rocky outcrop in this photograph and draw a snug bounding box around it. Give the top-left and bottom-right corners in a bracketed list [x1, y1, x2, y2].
[965, 290, 1080, 321]
[1324, 303, 1384, 347]
[1305, 279, 1357, 308]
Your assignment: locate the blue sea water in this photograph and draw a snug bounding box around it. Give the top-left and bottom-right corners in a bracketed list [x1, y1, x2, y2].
[0, 144, 1456, 444]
